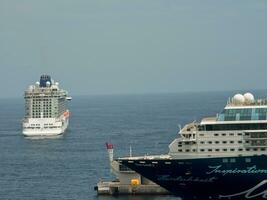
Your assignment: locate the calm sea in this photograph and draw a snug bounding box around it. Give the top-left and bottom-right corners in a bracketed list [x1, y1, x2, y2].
[0, 91, 265, 200]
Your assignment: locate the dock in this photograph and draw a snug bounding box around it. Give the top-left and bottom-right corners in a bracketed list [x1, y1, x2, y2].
[95, 143, 170, 195]
[95, 180, 169, 195]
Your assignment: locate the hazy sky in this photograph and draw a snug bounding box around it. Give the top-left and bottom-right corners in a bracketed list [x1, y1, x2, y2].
[0, 0, 267, 98]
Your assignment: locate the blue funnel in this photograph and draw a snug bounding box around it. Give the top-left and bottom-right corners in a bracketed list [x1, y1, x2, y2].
[40, 75, 51, 87]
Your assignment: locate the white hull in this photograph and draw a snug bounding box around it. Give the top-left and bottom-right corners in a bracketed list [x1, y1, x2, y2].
[22, 116, 69, 137]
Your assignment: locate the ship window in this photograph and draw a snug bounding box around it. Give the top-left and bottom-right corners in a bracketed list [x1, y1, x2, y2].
[200, 141, 205, 144]
[184, 142, 190, 145]
[246, 148, 250, 151]
[178, 145, 182, 147]
[223, 149, 227, 151]
[238, 148, 243, 151]
[178, 149, 182, 152]
[215, 149, 220, 152]
[200, 149, 205, 152]
[223, 141, 227, 144]
[238, 133, 243, 136]
[214, 134, 219, 136]
[222, 158, 228, 163]
[230, 158, 236, 163]
[230, 149, 235, 151]
[261, 148, 266, 151]
[215, 141, 219, 144]
[230, 141, 234, 144]
[253, 148, 258, 151]
[238, 141, 242, 144]
[222, 133, 226, 136]
[199, 134, 204, 136]
[245, 158, 251, 163]
[208, 149, 212, 152]
[229, 133, 234, 136]
[186, 149, 190, 152]
[208, 141, 212, 144]
[205, 124, 267, 131]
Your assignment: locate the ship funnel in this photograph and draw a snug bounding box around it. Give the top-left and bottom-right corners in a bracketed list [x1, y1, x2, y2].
[105, 143, 114, 162]
[40, 75, 51, 87]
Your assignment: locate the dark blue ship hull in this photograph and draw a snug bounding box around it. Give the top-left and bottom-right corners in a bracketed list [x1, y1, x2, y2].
[119, 155, 267, 199]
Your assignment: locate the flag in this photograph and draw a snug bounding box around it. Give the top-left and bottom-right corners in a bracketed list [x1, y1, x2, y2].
[105, 142, 113, 149]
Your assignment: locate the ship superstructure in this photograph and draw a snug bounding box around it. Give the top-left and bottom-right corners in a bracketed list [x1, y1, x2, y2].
[119, 93, 267, 199]
[22, 75, 71, 136]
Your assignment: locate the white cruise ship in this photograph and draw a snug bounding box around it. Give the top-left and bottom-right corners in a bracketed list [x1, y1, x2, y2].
[22, 75, 71, 137]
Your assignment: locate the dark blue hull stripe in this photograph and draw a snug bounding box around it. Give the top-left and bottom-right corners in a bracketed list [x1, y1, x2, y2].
[120, 155, 267, 199]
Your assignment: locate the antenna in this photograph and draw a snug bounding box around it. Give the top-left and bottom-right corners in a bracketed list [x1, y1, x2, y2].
[129, 145, 132, 157]
[178, 124, 182, 132]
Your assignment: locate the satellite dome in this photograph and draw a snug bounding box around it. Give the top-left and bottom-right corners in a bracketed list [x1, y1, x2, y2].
[55, 82, 59, 86]
[233, 94, 245, 105]
[28, 85, 34, 90]
[46, 81, 51, 87]
[244, 92, 254, 104]
[35, 81, 40, 86]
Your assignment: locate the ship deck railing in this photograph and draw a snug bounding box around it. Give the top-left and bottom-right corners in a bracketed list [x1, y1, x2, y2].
[119, 154, 171, 161]
[227, 98, 267, 107]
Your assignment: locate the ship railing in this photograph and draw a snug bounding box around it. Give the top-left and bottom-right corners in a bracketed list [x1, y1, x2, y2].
[181, 137, 196, 142]
[243, 136, 267, 140]
[123, 155, 171, 160]
[243, 143, 267, 148]
[180, 122, 200, 132]
[227, 98, 267, 106]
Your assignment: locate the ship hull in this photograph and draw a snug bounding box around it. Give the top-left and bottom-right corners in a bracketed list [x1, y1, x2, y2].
[120, 155, 267, 199]
[22, 117, 69, 137]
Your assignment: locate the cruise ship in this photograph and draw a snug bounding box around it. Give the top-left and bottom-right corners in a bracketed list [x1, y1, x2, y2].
[119, 93, 267, 199]
[22, 75, 71, 136]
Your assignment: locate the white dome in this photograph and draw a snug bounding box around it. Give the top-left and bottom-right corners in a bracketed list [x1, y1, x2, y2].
[28, 85, 34, 91]
[46, 81, 51, 86]
[35, 81, 40, 86]
[244, 92, 254, 104]
[55, 82, 59, 86]
[233, 94, 245, 105]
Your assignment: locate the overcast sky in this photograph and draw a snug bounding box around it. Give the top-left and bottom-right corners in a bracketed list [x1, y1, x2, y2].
[0, 0, 267, 98]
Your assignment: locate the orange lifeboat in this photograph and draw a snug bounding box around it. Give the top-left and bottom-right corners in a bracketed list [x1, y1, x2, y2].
[63, 111, 70, 118]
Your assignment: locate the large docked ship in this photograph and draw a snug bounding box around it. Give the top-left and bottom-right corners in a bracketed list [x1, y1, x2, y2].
[22, 75, 71, 136]
[119, 93, 267, 199]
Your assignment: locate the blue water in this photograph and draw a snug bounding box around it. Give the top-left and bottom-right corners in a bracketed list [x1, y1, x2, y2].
[0, 91, 265, 199]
